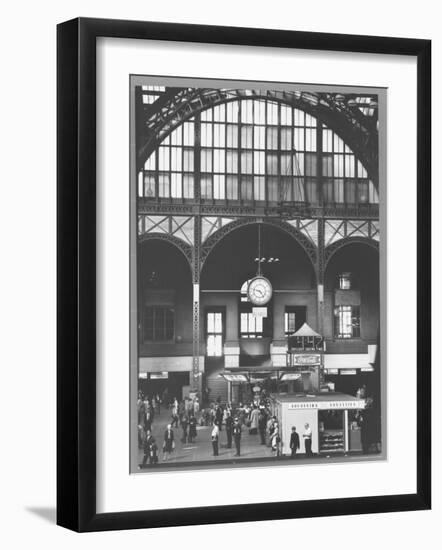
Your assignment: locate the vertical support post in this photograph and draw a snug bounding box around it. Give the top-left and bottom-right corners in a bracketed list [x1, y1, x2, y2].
[317, 218, 325, 388]
[344, 409, 349, 453]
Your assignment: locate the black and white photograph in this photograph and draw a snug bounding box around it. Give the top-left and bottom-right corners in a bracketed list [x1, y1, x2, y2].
[131, 80, 384, 472]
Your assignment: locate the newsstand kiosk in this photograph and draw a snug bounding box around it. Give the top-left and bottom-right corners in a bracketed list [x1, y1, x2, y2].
[271, 392, 366, 455]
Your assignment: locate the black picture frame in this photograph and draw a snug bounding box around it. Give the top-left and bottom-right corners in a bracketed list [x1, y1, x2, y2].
[57, 17, 431, 532]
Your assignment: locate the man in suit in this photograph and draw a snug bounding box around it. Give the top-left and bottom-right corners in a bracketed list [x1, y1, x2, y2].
[233, 418, 242, 456]
[225, 413, 233, 449]
[290, 426, 300, 458]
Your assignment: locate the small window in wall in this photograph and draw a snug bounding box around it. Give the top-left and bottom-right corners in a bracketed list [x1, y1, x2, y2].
[284, 306, 307, 336]
[338, 272, 352, 290]
[143, 306, 174, 341]
[334, 305, 360, 338]
[206, 311, 224, 356]
[240, 312, 263, 338]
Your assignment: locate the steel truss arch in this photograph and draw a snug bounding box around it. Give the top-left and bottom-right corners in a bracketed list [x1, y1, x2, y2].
[324, 236, 379, 270]
[200, 217, 317, 274]
[137, 88, 378, 185]
[138, 232, 193, 272]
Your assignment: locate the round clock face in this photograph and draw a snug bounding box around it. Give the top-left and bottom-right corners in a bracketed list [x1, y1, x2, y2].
[247, 276, 273, 305]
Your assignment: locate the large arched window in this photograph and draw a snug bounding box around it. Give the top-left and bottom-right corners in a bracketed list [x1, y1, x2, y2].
[138, 97, 378, 206]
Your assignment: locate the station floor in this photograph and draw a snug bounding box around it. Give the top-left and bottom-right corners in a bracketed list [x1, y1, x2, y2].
[138, 407, 275, 466]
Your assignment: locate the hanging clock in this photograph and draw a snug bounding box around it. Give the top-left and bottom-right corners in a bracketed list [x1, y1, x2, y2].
[247, 276, 273, 306]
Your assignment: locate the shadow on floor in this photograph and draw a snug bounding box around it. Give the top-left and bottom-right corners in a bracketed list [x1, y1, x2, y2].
[26, 506, 56, 524]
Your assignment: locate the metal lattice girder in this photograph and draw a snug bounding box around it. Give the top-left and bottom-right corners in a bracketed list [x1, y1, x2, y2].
[137, 88, 378, 184]
[324, 235, 379, 268]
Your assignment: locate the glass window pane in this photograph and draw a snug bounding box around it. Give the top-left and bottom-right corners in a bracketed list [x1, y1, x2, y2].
[334, 179, 344, 202]
[183, 148, 194, 171]
[281, 177, 292, 201]
[241, 176, 253, 201]
[213, 175, 225, 199]
[201, 176, 213, 199]
[267, 102, 278, 124]
[323, 179, 334, 204]
[295, 152, 304, 176]
[305, 113, 317, 127]
[281, 128, 292, 150]
[293, 177, 305, 202]
[357, 160, 368, 178]
[226, 102, 239, 122]
[241, 100, 254, 123]
[334, 154, 344, 177]
[280, 105, 292, 125]
[241, 125, 253, 148]
[345, 180, 356, 203]
[266, 127, 278, 150]
[183, 175, 194, 198]
[322, 129, 333, 153]
[345, 154, 355, 177]
[305, 128, 317, 151]
[369, 181, 379, 203]
[267, 177, 279, 202]
[334, 133, 344, 153]
[171, 173, 182, 198]
[306, 178, 318, 204]
[322, 154, 333, 177]
[226, 124, 238, 147]
[226, 176, 238, 199]
[171, 147, 182, 171]
[266, 153, 278, 175]
[294, 127, 304, 151]
[241, 151, 253, 174]
[143, 174, 156, 198]
[158, 174, 169, 197]
[226, 151, 238, 173]
[201, 148, 212, 172]
[201, 123, 212, 147]
[305, 153, 317, 176]
[213, 124, 225, 147]
[183, 122, 194, 146]
[294, 109, 305, 126]
[213, 104, 225, 122]
[254, 126, 265, 149]
[213, 149, 225, 173]
[158, 146, 170, 170]
[254, 151, 265, 174]
[170, 128, 182, 146]
[144, 153, 156, 170]
[254, 100, 266, 124]
[357, 180, 369, 203]
[201, 108, 212, 121]
[280, 153, 292, 175]
[254, 177, 265, 201]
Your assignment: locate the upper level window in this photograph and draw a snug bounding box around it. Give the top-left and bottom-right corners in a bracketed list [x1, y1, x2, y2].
[137, 91, 379, 207]
[334, 305, 360, 338]
[339, 272, 352, 290]
[143, 306, 174, 342]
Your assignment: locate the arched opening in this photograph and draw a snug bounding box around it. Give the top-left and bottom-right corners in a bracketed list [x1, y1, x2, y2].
[324, 242, 380, 397]
[200, 223, 316, 402]
[138, 239, 193, 402]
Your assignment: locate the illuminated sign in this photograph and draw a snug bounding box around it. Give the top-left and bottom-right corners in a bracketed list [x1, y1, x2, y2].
[150, 372, 169, 379]
[292, 354, 321, 366]
[138, 372, 148, 379]
[280, 373, 302, 381]
[221, 374, 249, 382]
[252, 307, 267, 318]
[288, 400, 365, 410]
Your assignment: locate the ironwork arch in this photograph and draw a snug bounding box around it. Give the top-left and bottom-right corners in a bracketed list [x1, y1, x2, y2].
[324, 236, 379, 270]
[136, 88, 378, 185]
[138, 232, 193, 272]
[200, 217, 317, 276]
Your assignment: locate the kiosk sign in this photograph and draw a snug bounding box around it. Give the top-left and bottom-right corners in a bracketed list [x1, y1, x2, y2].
[288, 400, 365, 410]
[292, 354, 321, 366]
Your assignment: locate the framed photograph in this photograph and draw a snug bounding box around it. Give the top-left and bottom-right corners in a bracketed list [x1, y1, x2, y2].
[57, 17, 431, 532]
